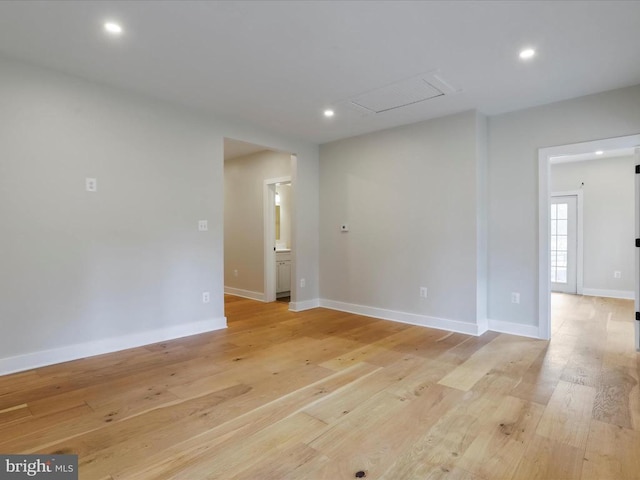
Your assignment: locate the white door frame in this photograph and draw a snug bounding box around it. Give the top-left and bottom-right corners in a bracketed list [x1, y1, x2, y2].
[634, 147, 640, 351]
[550, 191, 583, 295]
[264, 176, 291, 302]
[538, 133, 640, 340]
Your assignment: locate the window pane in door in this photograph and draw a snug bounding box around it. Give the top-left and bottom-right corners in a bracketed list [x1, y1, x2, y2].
[556, 268, 567, 283]
[557, 236, 567, 251]
[557, 220, 567, 235]
[557, 203, 568, 219]
[550, 199, 575, 289]
[557, 251, 567, 267]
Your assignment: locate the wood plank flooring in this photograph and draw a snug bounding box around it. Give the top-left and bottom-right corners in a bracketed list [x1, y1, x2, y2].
[1, 293, 638, 479]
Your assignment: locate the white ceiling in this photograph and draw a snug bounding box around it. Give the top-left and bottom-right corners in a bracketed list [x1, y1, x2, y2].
[550, 147, 636, 164]
[1, 1, 640, 145]
[223, 138, 268, 161]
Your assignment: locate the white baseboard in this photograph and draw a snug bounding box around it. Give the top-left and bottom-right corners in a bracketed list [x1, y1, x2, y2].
[477, 317, 489, 336]
[319, 299, 481, 336]
[0, 317, 227, 376]
[488, 319, 541, 339]
[224, 286, 265, 302]
[289, 298, 320, 312]
[582, 288, 634, 300]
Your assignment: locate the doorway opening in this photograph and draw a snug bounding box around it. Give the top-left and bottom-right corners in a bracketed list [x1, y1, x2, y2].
[538, 134, 640, 344]
[223, 138, 295, 309]
[263, 176, 292, 303]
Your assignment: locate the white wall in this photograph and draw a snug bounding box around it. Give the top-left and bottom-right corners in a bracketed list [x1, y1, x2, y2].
[319, 85, 640, 337]
[551, 155, 635, 295]
[0, 56, 319, 374]
[319, 111, 485, 333]
[489, 84, 640, 328]
[224, 151, 291, 296]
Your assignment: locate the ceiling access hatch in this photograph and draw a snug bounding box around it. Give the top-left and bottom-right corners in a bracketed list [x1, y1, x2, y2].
[345, 72, 460, 115]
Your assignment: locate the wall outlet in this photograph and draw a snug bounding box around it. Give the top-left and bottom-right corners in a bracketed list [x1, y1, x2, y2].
[234, 269, 238, 277]
[614, 271, 621, 279]
[198, 220, 208, 231]
[85, 177, 97, 192]
[511, 292, 520, 304]
[300, 278, 306, 288]
[420, 287, 428, 298]
[202, 291, 210, 303]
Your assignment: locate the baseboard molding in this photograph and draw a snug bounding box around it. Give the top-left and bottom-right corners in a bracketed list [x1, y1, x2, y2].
[224, 286, 265, 302]
[488, 319, 541, 339]
[319, 299, 481, 336]
[582, 288, 634, 300]
[477, 317, 489, 336]
[289, 298, 320, 312]
[0, 317, 227, 376]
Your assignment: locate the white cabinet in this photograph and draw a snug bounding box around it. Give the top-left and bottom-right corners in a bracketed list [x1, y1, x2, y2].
[276, 251, 291, 296]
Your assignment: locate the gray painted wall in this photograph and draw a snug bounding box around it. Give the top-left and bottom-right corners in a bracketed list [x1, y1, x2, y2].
[0, 56, 319, 370]
[224, 150, 292, 294]
[319, 111, 483, 325]
[551, 155, 635, 293]
[0, 58, 222, 358]
[488, 84, 640, 326]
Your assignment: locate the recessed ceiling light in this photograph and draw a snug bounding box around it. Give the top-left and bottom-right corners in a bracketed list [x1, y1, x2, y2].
[323, 109, 335, 118]
[595, 150, 604, 155]
[104, 22, 123, 36]
[519, 48, 536, 60]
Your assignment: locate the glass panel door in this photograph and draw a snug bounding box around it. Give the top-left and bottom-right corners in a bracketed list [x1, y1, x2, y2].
[551, 195, 577, 293]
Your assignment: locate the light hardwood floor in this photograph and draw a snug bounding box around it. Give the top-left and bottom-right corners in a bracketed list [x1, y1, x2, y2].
[1, 294, 638, 479]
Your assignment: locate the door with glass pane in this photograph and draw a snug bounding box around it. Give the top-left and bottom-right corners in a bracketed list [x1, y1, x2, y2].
[551, 195, 577, 293]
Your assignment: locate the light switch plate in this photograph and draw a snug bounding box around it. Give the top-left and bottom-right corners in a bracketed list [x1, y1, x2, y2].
[198, 220, 208, 231]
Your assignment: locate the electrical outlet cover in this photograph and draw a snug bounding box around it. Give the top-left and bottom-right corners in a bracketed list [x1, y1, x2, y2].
[85, 178, 97, 192]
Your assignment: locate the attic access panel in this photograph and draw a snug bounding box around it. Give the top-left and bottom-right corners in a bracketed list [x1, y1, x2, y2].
[350, 77, 445, 114]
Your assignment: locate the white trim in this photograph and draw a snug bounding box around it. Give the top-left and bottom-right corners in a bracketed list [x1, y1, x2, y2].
[289, 154, 298, 307]
[319, 299, 482, 336]
[538, 148, 551, 340]
[477, 317, 489, 336]
[304, 300, 544, 340]
[0, 317, 227, 376]
[635, 148, 640, 351]
[264, 176, 291, 303]
[488, 319, 541, 339]
[538, 134, 640, 342]
[551, 190, 584, 295]
[224, 286, 265, 302]
[582, 288, 635, 300]
[289, 298, 320, 312]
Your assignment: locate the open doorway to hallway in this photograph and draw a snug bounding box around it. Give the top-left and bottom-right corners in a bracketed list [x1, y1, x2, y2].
[539, 134, 640, 348]
[223, 138, 295, 307]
